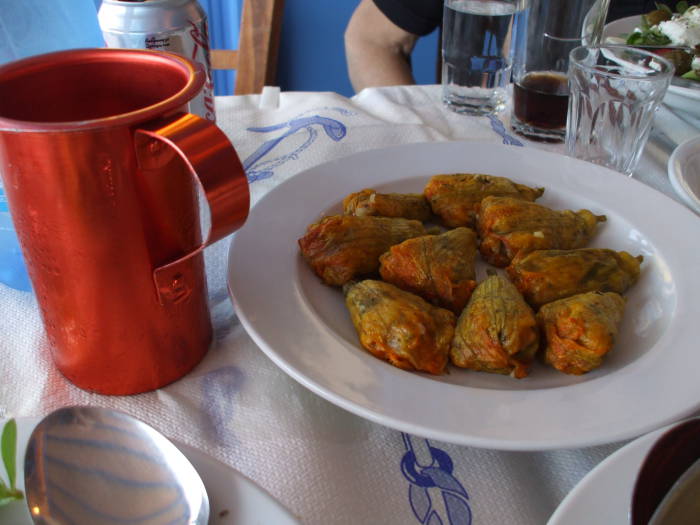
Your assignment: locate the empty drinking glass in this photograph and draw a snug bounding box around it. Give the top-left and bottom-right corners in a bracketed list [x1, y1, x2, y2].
[566, 45, 674, 176]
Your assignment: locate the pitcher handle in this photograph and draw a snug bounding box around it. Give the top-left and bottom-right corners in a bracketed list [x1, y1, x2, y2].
[135, 113, 249, 305]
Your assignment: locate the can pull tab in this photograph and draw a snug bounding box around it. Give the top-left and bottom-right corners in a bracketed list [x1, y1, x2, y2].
[134, 113, 249, 305]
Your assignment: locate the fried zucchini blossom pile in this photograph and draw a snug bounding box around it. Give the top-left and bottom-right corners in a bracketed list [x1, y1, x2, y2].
[299, 173, 642, 379]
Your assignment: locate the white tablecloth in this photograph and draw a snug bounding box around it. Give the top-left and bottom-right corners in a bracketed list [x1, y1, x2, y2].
[1, 84, 698, 525]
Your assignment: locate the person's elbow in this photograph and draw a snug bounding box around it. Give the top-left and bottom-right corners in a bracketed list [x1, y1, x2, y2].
[344, 1, 418, 92]
[344, 3, 377, 67]
[343, 11, 361, 55]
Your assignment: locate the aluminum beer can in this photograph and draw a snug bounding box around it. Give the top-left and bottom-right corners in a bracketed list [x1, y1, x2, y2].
[98, 0, 216, 122]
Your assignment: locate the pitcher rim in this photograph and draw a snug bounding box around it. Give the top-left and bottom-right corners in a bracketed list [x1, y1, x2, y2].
[0, 48, 205, 132]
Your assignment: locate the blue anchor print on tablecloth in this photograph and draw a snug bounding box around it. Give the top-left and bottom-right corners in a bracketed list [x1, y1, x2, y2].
[243, 108, 353, 183]
[488, 115, 524, 147]
[201, 366, 245, 446]
[401, 433, 472, 525]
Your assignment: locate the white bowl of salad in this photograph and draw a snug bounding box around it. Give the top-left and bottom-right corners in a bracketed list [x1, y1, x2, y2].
[603, 3, 700, 114]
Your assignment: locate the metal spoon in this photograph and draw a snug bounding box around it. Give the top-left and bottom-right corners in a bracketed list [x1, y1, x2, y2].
[23, 406, 209, 525]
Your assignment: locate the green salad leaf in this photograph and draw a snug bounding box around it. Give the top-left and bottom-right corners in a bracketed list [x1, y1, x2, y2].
[624, 2, 700, 80]
[626, 28, 672, 46]
[626, 2, 699, 46]
[0, 419, 24, 507]
[1, 420, 17, 489]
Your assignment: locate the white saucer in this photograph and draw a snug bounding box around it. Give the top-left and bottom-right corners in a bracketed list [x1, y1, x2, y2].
[547, 425, 670, 524]
[668, 135, 700, 215]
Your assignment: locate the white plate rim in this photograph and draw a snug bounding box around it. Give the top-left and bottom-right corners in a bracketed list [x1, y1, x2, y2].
[546, 424, 669, 524]
[227, 140, 700, 451]
[668, 135, 700, 214]
[547, 417, 700, 524]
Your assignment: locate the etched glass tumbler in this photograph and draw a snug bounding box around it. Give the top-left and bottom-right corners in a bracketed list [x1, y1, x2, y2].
[565, 45, 674, 176]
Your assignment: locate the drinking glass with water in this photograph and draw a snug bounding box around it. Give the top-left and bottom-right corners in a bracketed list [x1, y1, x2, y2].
[442, 0, 526, 115]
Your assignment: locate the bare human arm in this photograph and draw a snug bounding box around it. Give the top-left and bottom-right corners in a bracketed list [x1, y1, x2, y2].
[344, 0, 419, 93]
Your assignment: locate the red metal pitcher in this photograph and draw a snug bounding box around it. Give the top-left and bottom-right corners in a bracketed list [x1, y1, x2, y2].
[0, 49, 249, 394]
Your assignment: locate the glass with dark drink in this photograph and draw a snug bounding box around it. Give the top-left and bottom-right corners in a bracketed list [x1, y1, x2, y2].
[512, 71, 569, 141]
[510, 0, 610, 142]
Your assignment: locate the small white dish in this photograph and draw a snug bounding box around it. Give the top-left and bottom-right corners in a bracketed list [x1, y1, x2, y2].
[0, 417, 300, 525]
[668, 135, 700, 215]
[547, 424, 672, 524]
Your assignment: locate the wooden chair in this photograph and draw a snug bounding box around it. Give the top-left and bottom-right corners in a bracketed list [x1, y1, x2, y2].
[210, 0, 285, 95]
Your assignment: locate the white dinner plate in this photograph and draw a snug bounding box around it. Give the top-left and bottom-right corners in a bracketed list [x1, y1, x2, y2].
[547, 424, 673, 524]
[227, 141, 700, 450]
[668, 135, 700, 215]
[603, 16, 700, 116]
[0, 417, 299, 525]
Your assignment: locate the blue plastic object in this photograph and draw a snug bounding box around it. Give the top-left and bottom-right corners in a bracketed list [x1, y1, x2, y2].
[0, 0, 104, 64]
[198, 0, 240, 95]
[0, 184, 31, 291]
[0, 0, 104, 292]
